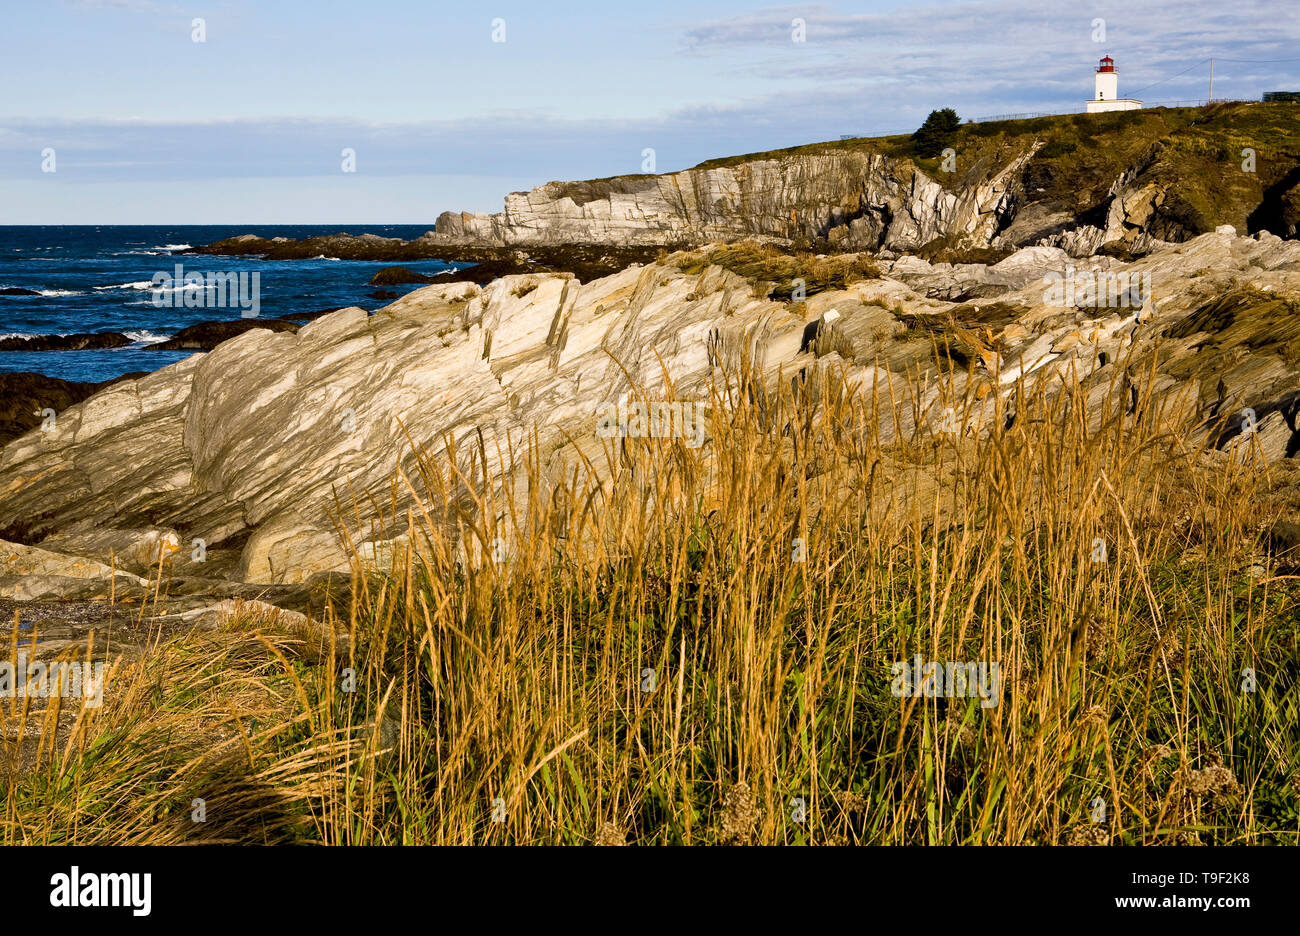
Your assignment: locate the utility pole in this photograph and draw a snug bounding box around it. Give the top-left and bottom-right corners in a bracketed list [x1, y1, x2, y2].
[1208, 56, 1214, 103]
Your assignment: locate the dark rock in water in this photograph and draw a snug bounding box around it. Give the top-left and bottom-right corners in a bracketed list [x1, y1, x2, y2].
[368, 289, 400, 300]
[153, 318, 300, 351]
[0, 287, 41, 296]
[370, 266, 436, 286]
[0, 371, 143, 446]
[188, 232, 418, 262]
[186, 235, 660, 283]
[0, 332, 131, 352]
[449, 260, 542, 284]
[368, 261, 535, 287]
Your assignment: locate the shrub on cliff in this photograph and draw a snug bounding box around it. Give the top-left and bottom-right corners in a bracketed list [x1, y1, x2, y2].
[912, 108, 961, 157]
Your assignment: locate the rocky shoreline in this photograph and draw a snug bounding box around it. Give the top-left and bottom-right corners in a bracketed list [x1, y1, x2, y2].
[184, 234, 662, 283]
[6, 227, 1300, 587]
[0, 332, 133, 352]
[0, 309, 356, 442]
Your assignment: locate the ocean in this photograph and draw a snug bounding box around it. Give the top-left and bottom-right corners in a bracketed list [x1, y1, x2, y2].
[0, 225, 457, 383]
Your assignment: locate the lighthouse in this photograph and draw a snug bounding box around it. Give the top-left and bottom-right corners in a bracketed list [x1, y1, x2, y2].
[1086, 56, 1142, 113]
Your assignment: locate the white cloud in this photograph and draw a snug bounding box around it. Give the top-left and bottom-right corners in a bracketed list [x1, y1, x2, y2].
[681, 0, 1300, 107]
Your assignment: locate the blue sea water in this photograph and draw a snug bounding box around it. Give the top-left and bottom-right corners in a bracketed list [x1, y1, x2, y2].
[0, 225, 458, 383]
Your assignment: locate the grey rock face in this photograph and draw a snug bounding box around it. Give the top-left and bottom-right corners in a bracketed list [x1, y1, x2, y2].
[427, 149, 1037, 254]
[0, 540, 150, 600]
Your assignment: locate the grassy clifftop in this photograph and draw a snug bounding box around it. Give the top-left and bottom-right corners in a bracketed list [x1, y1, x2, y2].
[719, 103, 1300, 239]
[536, 102, 1300, 251]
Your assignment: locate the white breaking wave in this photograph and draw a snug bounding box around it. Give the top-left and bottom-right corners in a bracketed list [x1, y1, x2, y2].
[155, 244, 192, 251]
[38, 289, 84, 297]
[95, 280, 156, 291]
[2, 329, 172, 344]
[124, 330, 172, 344]
[96, 280, 209, 293]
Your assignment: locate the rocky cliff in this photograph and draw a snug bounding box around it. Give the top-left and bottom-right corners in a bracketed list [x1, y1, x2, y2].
[437, 147, 1032, 252]
[432, 102, 1300, 258]
[433, 148, 1030, 252]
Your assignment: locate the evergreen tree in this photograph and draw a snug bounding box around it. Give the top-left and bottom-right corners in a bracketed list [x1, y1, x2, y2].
[912, 108, 961, 157]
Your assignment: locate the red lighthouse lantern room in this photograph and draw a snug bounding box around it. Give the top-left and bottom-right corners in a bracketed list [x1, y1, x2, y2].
[1097, 56, 1115, 73]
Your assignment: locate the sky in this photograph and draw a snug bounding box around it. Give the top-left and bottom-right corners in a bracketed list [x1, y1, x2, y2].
[1, 0, 1298, 224]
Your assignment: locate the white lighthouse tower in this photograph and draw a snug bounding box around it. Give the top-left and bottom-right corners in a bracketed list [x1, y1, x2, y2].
[1086, 55, 1143, 113]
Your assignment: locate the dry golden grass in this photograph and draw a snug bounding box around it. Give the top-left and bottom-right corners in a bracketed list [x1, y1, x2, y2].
[672, 242, 880, 300]
[4, 350, 1298, 845]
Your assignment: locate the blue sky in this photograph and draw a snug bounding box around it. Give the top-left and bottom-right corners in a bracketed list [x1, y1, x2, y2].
[2, 0, 1297, 223]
